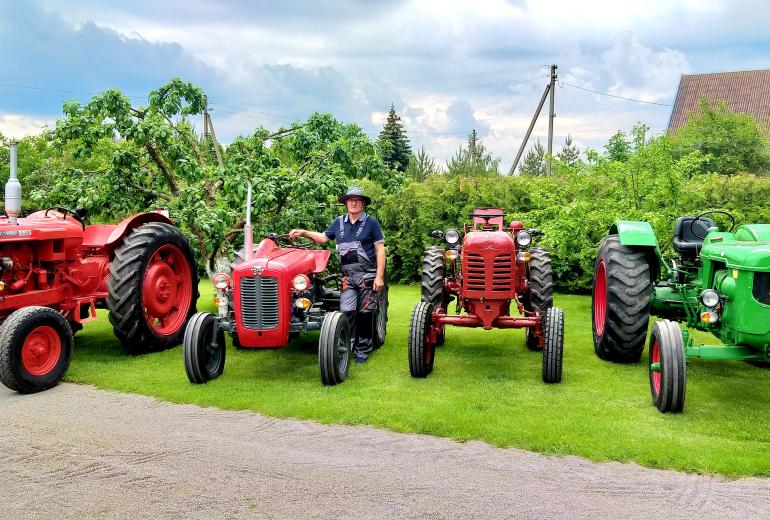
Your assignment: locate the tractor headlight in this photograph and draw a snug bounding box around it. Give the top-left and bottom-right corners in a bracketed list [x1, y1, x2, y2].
[293, 274, 310, 291]
[515, 230, 532, 247]
[212, 272, 230, 290]
[700, 289, 720, 308]
[445, 228, 460, 245]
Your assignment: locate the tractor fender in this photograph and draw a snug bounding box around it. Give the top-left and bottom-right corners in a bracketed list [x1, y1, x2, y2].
[609, 220, 659, 248]
[106, 212, 174, 250]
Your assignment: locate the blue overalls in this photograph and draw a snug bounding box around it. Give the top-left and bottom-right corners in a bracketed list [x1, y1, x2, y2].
[335, 214, 380, 361]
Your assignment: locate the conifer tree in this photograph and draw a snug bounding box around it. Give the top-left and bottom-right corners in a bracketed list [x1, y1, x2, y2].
[378, 104, 412, 172]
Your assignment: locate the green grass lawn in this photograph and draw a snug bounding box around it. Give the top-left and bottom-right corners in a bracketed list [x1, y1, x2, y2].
[65, 283, 770, 477]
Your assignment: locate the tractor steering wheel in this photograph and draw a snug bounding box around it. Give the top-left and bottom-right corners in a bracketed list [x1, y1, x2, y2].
[45, 206, 86, 229]
[265, 233, 315, 249]
[689, 210, 736, 240]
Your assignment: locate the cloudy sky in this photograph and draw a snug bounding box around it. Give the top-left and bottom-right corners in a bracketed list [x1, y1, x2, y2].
[1, 0, 769, 170]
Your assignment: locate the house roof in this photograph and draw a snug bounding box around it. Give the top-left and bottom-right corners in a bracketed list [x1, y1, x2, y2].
[667, 69, 770, 135]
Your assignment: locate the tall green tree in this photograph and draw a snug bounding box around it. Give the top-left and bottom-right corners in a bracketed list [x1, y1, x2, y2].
[406, 146, 438, 181]
[605, 131, 631, 162]
[377, 104, 412, 172]
[556, 135, 580, 166]
[520, 139, 546, 176]
[446, 130, 500, 176]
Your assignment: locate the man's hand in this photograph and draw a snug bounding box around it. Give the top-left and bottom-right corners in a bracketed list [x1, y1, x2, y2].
[288, 229, 305, 240]
[373, 275, 385, 292]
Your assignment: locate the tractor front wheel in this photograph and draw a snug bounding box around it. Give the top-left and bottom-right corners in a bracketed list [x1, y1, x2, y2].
[524, 247, 554, 351]
[649, 320, 686, 413]
[183, 312, 226, 384]
[408, 302, 435, 378]
[541, 307, 564, 384]
[107, 222, 199, 354]
[318, 311, 351, 386]
[592, 235, 651, 363]
[0, 307, 73, 393]
[374, 281, 389, 348]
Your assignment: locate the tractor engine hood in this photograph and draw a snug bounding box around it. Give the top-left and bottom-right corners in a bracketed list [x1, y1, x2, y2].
[233, 238, 331, 278]
[702, 230, 770, 272]
[0, 212, 84, 242]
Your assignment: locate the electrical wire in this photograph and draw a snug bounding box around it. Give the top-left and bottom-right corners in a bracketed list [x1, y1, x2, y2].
[560, 81, 673, 107]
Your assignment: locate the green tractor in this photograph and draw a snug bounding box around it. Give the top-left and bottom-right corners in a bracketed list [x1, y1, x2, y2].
[592, 211, 770, 413]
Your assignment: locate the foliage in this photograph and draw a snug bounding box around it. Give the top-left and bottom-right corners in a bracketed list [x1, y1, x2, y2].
[446, 130, 500, 176]
[377, 104, 412, 173]
[519, 139, 545, 176]
[405, 146, 438, 181]
[604, 131, 631, 162]
[68, 284, 770, 477]
[556, 134, 580, 166]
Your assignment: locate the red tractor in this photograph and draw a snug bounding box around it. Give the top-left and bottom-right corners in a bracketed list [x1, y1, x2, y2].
[183, 183, 388, 386]
[408, 208, 563, 383]
[0, 143, 198, 393]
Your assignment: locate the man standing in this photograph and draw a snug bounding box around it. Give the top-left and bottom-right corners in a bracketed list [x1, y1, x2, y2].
[289, 186, 386, 364]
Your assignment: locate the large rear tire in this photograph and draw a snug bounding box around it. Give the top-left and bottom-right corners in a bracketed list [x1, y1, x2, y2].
[0, 307, 73, 393]
[592, 235, 651, 363]
[183, 312, 226, 384]
[319, 312, 351, 386]
[541, 307, 564, 384]
[107, 222, 199, 354]
[524, 247, 554, 351]
[421, 248, 447, 346]
[408, 302, 435, 378]
[649, 320, 686, 413]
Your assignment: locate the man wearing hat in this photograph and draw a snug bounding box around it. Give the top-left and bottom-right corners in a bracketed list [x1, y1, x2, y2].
[289, 186, 385, 364]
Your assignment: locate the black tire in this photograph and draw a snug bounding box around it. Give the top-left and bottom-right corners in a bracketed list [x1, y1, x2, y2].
[183, 312, 226, 384]
[374, 281, 389, 348]
[542, 307, 564, 384]
[421, 248, 447, 346]
[592, 235, 651, 363]
[524, 247, 554, 351]
[319, 311, 351, 386]
[107, 222, 199, 354]
[408, 302, 435, 378]
[649, 320, 686, 413]
[0, 307, 74, 393]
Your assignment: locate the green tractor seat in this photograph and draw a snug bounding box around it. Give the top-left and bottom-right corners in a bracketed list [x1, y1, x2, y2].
[673, 216, 716, 258]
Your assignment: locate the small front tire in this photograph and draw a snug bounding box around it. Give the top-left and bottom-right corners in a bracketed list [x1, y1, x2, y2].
[183, 312, 226, 384]
[408, 302, 435, 378]
[542, 307, 564, 384]
[649, 320, 686, 413]
[318, 312, 351, 386]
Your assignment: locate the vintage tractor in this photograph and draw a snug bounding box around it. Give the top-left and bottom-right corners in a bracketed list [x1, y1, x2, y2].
[0, 143, 198, 393]
[593, 212, 770, 413]
[408, 208, 564, 383]
[183, 183, 388, 386]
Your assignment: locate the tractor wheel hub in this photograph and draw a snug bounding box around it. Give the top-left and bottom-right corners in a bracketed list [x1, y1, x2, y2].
[143, 262, 178, 317]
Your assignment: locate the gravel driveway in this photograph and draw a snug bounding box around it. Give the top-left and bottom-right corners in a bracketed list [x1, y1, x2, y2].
[2, 383, 769, 519]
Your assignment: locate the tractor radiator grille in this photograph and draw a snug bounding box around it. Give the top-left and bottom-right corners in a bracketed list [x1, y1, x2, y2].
[465, 253, 512, 292]
[240, 275, 279, 330]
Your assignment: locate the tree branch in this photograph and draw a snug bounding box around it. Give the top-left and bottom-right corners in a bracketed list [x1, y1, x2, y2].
[145, 142, 179, 195]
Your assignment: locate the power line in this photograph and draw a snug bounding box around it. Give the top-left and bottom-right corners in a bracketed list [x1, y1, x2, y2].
[560, 81, 673, 107]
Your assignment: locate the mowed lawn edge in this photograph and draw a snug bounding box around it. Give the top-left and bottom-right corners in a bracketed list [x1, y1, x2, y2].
[64, 283, 770, 477]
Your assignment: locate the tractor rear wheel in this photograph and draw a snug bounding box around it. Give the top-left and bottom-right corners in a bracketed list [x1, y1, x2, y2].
[107, 222, 199, 354]
[421, 248, 447, 346]
[524, 247, 554, 351]
[408, 302, 435, 378]
[592, 235, 651, 363]
[649, 320, 686, 413]
[183, 312, 226, 384]
[0, 307, 73, 393]
[318, 311, 351, 385]
[541, 307, 564, 384]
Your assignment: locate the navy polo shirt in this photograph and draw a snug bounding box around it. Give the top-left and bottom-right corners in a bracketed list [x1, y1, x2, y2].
[324, 212, 384, 262]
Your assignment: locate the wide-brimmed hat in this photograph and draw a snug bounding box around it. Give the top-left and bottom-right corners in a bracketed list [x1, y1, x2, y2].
[339, 186, 372, 206]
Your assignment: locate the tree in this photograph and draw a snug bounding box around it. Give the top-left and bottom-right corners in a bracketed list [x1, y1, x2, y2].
[446, 130, 500, 176]
[520, 139, 546, 176]
[605, 131, 631, 162]
[556, 135, 580, 166]
[377, 104, 412, 172]
[406, 146, 438, 181]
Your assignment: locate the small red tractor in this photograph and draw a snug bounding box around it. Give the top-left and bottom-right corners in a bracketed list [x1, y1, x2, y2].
[0, 142, 199, 393]
[408, 208, 563, 383]
[183, 183, 388, 386]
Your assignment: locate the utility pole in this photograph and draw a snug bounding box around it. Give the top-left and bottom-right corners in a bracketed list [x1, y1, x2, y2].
[509, 64, 558, 175]
[204, 109, 224, 169]
[546, 64, 557, 176]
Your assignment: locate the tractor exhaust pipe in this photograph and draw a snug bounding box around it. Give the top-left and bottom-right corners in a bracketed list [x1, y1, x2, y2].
[244, 181, 254, 261]
[5, 142, 22, 225]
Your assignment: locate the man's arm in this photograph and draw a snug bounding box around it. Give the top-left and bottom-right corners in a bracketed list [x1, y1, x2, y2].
[288, 229, 330, 244]
[373, 242, 386, 292]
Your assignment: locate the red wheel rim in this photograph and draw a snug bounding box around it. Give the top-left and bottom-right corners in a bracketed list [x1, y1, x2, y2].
[651, 339, 661, 395]
[594, 260, 607, 337]
[21, 325, 62, 376]
[142, 244, 192, 335]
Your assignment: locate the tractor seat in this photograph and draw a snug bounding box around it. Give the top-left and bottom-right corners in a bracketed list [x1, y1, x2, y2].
[673, 216, 716, 257]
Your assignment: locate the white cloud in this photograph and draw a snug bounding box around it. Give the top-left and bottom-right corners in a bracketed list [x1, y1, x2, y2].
[0, 115, 53, 139]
